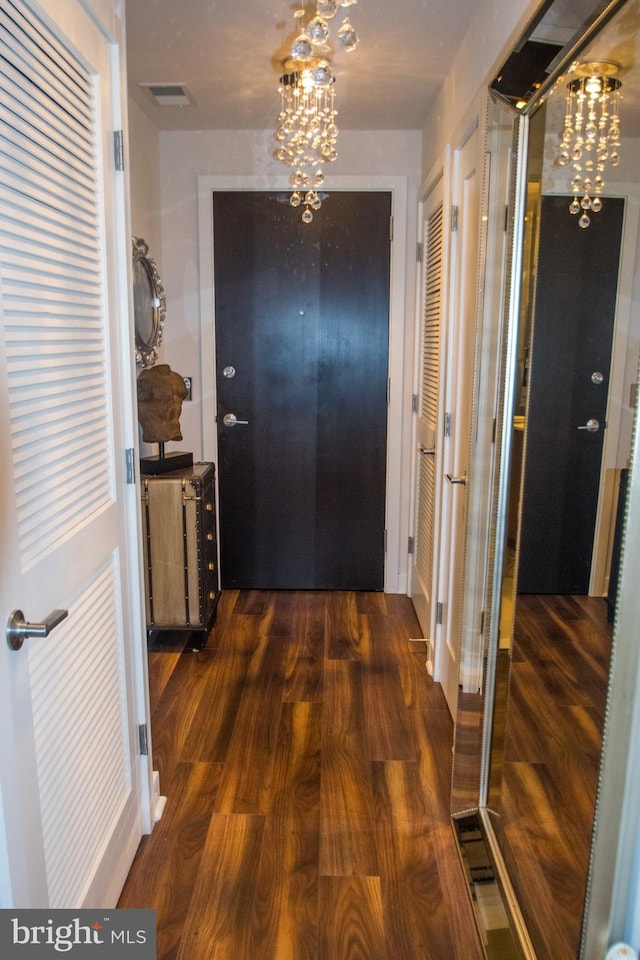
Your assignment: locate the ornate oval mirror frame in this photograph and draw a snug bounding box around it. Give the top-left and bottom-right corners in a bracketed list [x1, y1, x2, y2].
[132, 236, 165, 368]
[450, 1, 640, 957]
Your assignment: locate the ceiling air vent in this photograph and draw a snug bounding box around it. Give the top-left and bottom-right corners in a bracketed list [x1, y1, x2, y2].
[139, 83, 194, 107]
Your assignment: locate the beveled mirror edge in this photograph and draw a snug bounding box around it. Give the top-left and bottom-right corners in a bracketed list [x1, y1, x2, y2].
[479, 110, 530, 809]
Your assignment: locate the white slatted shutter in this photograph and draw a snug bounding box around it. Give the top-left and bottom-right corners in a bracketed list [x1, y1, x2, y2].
[417, 204, 443, 593]
[412, 199, 445, 640]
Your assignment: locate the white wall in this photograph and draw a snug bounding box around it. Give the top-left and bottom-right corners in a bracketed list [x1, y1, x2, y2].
[128, 98, 163, 257]
[127, 97, 164, 455]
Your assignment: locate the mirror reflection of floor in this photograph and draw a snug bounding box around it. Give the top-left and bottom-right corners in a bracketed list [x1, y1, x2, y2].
[490, 594, 612, 960]
[498, 547, 516, 649]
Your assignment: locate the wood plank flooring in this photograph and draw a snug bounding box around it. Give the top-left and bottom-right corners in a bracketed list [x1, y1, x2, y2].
[118, 590, 484, 960]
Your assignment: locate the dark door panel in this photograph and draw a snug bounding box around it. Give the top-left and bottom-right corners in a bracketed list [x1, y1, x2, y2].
[213, 191, 391, 589]
[518, 195, 624, 594]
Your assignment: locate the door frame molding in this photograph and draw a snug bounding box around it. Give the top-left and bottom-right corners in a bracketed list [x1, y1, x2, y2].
[197, 174, 409, 593]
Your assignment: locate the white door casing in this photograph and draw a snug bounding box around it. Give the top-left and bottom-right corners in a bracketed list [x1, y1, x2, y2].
[411, 171, 448, 669]
[197, 175, 410, 594]
[0, 0, 149, 908]
[436, 125, 481, 715]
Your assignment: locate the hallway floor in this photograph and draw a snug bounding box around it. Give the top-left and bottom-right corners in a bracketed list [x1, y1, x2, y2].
[118, 590, 484, 960]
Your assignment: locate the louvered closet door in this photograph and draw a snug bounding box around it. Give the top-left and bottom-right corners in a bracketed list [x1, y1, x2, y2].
[0, 0, 144, 907]
[411, 187, 445, 648]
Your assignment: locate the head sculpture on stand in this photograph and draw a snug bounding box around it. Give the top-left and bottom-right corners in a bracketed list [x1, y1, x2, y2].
[137, 364, 187, 443]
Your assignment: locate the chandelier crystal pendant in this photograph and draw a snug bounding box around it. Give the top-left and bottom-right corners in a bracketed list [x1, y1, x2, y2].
[273, 2, 360, 223]
[557, 61, 622, 229]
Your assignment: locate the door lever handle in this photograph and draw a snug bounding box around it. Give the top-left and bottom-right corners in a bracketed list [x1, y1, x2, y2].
[223, 413, 249, 427]
[577, 418, 600, 433]
[6, 608, 68, 651]
[446, 473, 467, 485]
[419, 446, 436, 456]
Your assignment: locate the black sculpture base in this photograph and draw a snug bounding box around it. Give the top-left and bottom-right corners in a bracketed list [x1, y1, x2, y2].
[140, 451, 193, 476]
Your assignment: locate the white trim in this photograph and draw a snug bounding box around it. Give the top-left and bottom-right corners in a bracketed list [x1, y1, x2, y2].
[197, 174, 409, 594]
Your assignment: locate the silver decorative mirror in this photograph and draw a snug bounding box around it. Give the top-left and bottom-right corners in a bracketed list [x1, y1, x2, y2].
[132, 236, 165, 368]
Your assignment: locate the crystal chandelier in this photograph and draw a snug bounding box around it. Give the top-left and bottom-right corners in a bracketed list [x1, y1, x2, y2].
[557, 61, 622, 229]
[273, 1, 360, 223]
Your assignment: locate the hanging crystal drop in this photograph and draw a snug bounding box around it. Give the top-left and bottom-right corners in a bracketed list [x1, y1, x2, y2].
[569, 198, 581, 215]
[302, 208, 314, 223]
[290, 192, 302, 207]
[291, 33, 313, 60]
[311, 62, 333, 86]
[591, 197, 603, 212]
[579, 213, 590, 228]
[337, 18, 359, 51]
[307, 16, 330, 45]
[316, 0, 338, 19]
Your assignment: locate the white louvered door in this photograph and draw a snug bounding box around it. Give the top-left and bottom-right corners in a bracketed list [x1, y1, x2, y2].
[0, 0, 146, 907]
[411, 181, 446, 661]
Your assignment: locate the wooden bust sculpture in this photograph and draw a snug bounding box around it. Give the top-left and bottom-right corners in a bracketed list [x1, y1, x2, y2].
[137, 364, 193, 474]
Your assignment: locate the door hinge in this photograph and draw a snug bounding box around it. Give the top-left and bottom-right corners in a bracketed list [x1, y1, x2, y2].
[491, 418, 497, 444]
[387, 378, 391, 406]
[436, 602, 444, 626]
[479, 610, 485, 635]
[138, 723, 149, 756]
[389, 215, 394, 241]
[412, 393, 419, 414]
[451, 205, 458, 232]
[444, 412, 452, 438]
[125, 448, 135, 484]
[504, 204, 510, 232]
[113, 129, 125, 171]
[416, 241, 423, 263]
[408, 535, 415, 555]
[384, 529, 388, 552]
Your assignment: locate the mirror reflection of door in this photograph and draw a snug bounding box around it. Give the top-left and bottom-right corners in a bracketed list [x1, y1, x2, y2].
[485, 5, 640, 956]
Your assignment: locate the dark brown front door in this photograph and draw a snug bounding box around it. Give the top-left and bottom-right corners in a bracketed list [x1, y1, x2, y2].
[518, 194, 624, 594]
[213, 191, 391, 590]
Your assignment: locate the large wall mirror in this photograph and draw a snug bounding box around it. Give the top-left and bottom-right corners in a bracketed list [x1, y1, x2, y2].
[451, 1, 640, 958]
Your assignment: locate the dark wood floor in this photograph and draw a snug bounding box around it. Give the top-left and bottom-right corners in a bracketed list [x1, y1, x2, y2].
[118, 590, 484, 960]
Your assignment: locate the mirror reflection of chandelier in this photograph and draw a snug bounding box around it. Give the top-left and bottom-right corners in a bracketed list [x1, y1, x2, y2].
[557, 60, 622, 229]
[273, 1, 360, 223]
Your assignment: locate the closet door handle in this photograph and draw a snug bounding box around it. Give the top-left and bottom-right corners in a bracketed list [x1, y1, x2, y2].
[446, 473, 467, 485]
[6, 608, 68, 651]
[420, 446, 435, 456]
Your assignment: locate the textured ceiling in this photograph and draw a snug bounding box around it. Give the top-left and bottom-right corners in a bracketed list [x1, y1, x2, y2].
[125, 0, 484, 131]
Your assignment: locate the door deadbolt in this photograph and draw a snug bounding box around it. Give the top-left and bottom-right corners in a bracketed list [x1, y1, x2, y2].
[591, 371, 604, 385]
[223, 366, 236, 379]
